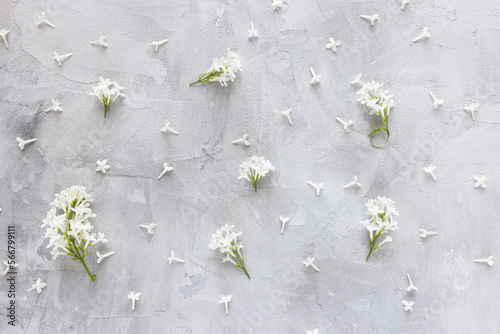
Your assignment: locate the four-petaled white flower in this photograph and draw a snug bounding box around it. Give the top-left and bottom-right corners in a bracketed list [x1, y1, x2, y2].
[151, 39, 169, 52]
[343, 175, 361, 189]
[336, 117, 354, 133]
[91, 35, 108, 47]
[474, 256, 494, 266]
[248, 21, 259, 39]
[139, 223, 157, 235]
[53, 52, 72, 66]
[361, 196, 399, 261]
[209, 225, 250, 279]
[16, 137, 37, 150]
[127, 291, 141, 311]
[232, 134, 250, 146]
[402, 300, 414, 312]
[309, 67, 321, 85]
[45, 99, 63, 112]
[96, 251, 115, 264]
[272, 0, 283, 11]
[158, 162, 174, 180]
[0, 29, 9, 48]
[281, 108, 293, 125]
[473, 175, 488, 188]
[423, 164, 437, 181]
[96, 159, 110, 174]
[406, 273, 418, 292]
[303, 255, 320, 272]
[90, 76, 125, 118]
[280, 215, 290, 234]
[464, 102, 479, 121]
[306, 329, 320, 334]
[419, 229, 438, 238]
[36, 12, 55, 28]
[429, 91, 443, 110]
[219, 294, 232, 315]
[307, 181, 324, 196]
[360, 14, 379, 26]
[412, 27, 430, 43]
[160, 119, 179, 135]
[238, 156, 275, 192]
[3, 260, 18, 276]
[28, 277, 47, 294]
[167, 250, 185, 264]
[190, 48, 242, 87]
[326, 37, 341, 52]
[350, 73, 364, 87]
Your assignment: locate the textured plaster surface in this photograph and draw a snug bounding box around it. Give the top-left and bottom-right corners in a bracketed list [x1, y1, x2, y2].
[1, 0, 500, 333]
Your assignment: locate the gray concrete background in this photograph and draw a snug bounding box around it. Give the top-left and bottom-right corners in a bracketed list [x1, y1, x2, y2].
[1, 0, 500, 333]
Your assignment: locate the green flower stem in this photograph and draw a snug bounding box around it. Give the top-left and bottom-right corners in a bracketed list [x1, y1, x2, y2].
[234, 253, 251, 279]
[369, 118, 390, 148]
[249, 173, 260, 192]
[70, 239, 96, 281]
[189, 68, 224, 86]
[104, 103, 109, 118]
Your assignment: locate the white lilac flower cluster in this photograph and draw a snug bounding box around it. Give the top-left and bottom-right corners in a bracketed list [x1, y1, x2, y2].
[351, 74, 395, 148]
[189, 48, 242, 87]
[41, 186, 107, 281]
[89, 76, 125, 118]
[208, 224, 250, 279]
[238, 156, 275, 192]
[361, 196, 399, 261]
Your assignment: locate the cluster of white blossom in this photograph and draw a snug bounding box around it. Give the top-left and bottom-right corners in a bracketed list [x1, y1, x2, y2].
[361, 196, 399, 261]
[190, 48, 242, 87]
[208, 224, 250, 279]
[238, 156, 275, 192]
[89, 76, 124, 117]
[41, 186, 107, 281]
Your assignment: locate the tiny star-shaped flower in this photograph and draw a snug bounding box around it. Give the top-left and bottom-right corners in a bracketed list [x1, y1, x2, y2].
[473, 175, 488, 188]
[306, 329, 320, 334]
[402, 300, 414, 312]
[326, 37, 341, 52]
[127, 291, 141, 310]
[45, 99, 63, 112]
[28, 277, 47, 294]
[96, 159, 110, 174]
[464, 102, 479, 121]
[248, 21, 259, 39]
[139, 223, 157, 235]
[219, 294, 232, 315]
[272, 0, 283, 11]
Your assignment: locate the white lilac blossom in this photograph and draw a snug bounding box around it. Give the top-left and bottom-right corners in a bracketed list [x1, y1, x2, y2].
[0, 29, 9, 48]
[406, 273, 418, 292]
[307, 181, 324, 196]
[352, 74, 395, 148]
[248, 21, 259, 39]
[303, 255, 320, 272]
[91, 35, 108, 47]
[167, 251, 185, 264]
[127, 291, 141, 311]
[326, 37, 341, 52]
[219, 294, 232, 315]
[464, 102, 479, 121]
[281, 108, 293, 125]
[96, 251, 115, 264]
[309, 67, 321, 85]
[53, 52, 72, 66]
[429, 91, 443, 110]
[400, 0, 409, 9]
[36, 12, 55, 28]
[232, 134, 250, 146]
[151, 39, 168, 52]
[343, 175, 361, 189]
[160, 120, 179, 135]
[96, 159, 110, 174]
[336, 117, 354, 133]
[402, 300, 414, 312]
[208, 225, 250, 279]
[474, 175, 488, 188]
[474, 256, 494, 266]
[16, 137, 36, 150]
[28, 278, 47, 294]
[360, 14, 379, 26]
[89, 76, 124, 118]
[280, 215, 289, 234]
[272, 0, 283, 10]
[350, 73, 364, 86]
[189, 48, 242, 87]
[238, 156, 275, 192]
[139, 223, 157, 235]
[41, 186, 107, 281]
[361, 196, 399, 261]
[45, 99, 63, 112]
[419, 229, 438, 238]
[158, 162, 173, 180]
[306, 329, 320, 334]
[423, 164, 437, 181]
[3, 260, 18, 276]
[412, 27, 430, 43]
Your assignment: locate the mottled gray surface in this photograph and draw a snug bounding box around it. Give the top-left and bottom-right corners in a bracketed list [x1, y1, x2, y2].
[1, 0, 500, 333]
